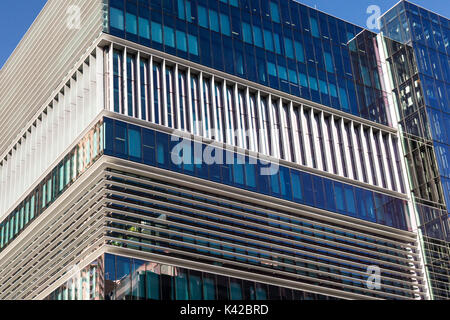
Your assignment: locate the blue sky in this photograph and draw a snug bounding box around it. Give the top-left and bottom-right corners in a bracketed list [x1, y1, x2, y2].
[0, 0, 449, 69]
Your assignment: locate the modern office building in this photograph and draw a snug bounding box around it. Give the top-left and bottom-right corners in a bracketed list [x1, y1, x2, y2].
[0, 0, 447, 300]
[379, 1, 450, 300]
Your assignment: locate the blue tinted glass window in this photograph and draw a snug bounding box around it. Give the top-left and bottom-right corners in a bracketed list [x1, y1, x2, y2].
[309, 76, 318, 91]
[236, 50, 244, 75]
[302, 173, 314, 206]
[175, 270, 188, 300]
[268, 62, 277, 77]
[128, 127, 142, 159]
[146, 271, 160, 300]
[220, 14, 231, 36]
[233, 161, 245, 186]
[264, 29, 274, 51]
[164, 26, 175, 47]
[203, 275, 216, 300]
[299, 73, 308, 87]
[188, 34, 199, 55]
[186, 0, 192, 22]
[364, 190, 376, 222]
[151, 22, 162, 43]
[313, 176, 326, 209]
[176, 30, 187, 52]
[138, 17, 150, 39]
[319, 80, 328, 94]
[270, 2, 280, 23]
[142, 128, 155, 148]
[253, 26, 263, 48]
[284, 37, 294, 59]
[288, 69, 298, 84]
[195, 143, 208, 178]
[198, 6, 208, 28]
[323, 179, 336, 212]
[111, 7, 124, 31]
[245, 162, 256, 188]
[294, 41, 305, 63]
[310, 17, 319, 37]
[126, 12, 137, 35]
[104, 118, 114, 154]
[114, 121, 128, 157]
[273, 33, 281, 54]
[209, 10, 219, 32]
[156, 132, 168, 167]
[189, 272, 202, 299]
[278, 65, 288, 80]
[344, 186, 356, 216]
[324, 51, 334, 73]
[143, 130, 155, 165]
[230, 280, 243, 300]
[183, 142, 194, 173]
[280, 167, 292, 200]
[270, 173, 281, 196]
[339, 85, 349, 110]
[334, 182, 346, 212]
[243, 22, 252, 43]
[177, 0, 186, 20]
[329, 83, 338, 98]
[291, 171, 303, 202]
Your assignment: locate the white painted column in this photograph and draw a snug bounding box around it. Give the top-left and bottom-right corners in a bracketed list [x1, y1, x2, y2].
[279, 100, 289, 161]
[123, 47, 128, 116]
[223, 82, 232, 145]
[198, 72, 207, 138]
[211, 76, 219, 141]
[379, 131, 393, 190]
[149, 56, 155, 123]
[360, 125, 374, 185]
[175, 64, 181, 130]
[331, 115, 343, 176]
[311, 111, 324, 171]
[136, 51, 142, 120]
[289, 103, 301, 165]
[321, 112, 334, 173]
[245, 88, 255, 152]
[187, 68, 194, 134]
[256, 91, 266, 155]
[267, 95, 278, 158]
[388, 134, 402, 193]
[234, 84, 243, 148]
[161, 60, 168, 127]
[351, 122, 364, 183]
[369, 127, 383, 187]
[340, 118, 354, 179]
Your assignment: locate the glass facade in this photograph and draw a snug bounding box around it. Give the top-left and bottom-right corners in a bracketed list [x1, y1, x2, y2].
[103, 117, 411, 231]
[99, 170, 419, 299]
[106, 0, 392, 126]
[107, 46, 406, 193]
[380, 0, 450, 300]
[5, 0, 448, 301]
[46, 253, 339, 300]
[381, 1, 450, 217]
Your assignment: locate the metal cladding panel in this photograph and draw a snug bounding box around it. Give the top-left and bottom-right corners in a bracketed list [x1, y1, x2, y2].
[0, 0, 103, 156]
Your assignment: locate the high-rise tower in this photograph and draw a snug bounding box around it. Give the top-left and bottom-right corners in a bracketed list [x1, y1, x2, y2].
[0, 0, 447, 300]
